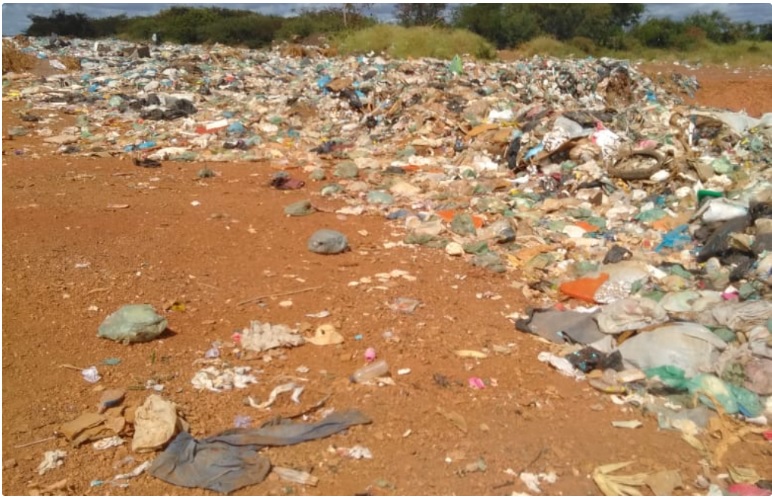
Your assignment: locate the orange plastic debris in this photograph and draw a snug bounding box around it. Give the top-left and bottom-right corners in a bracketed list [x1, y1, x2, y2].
[574, 220, 600, 233]
[436, 210, 456, 222]
[436, 210, 484, 228]
[559, 273, 609, 303]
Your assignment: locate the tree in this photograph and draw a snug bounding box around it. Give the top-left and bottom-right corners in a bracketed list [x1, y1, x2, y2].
[26, 9, 96, 37]
[342, 3, 373, 28]
[395, 4, 447, 27]
[684, 10, 739, 44]
[610, 4, 645, 28]
[453, 4, 540, 49]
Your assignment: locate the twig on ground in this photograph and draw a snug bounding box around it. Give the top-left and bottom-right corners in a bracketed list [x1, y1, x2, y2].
[237, 286, 322, 306]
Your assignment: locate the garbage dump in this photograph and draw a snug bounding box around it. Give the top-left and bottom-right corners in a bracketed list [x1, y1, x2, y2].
[3, 34, 771, 496]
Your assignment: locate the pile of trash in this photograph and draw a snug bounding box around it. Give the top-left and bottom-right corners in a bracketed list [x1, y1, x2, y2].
[5, 34, 772, 494]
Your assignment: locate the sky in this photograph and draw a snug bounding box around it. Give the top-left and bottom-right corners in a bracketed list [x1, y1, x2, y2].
[3, 2, 772, 36]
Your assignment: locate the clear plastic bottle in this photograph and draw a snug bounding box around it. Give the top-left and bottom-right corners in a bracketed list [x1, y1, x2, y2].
[350, 359, 389, 383]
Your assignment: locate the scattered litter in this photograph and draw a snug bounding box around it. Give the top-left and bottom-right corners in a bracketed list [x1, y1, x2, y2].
[81, 366, 101, 383]
[36, 450, 66, 475]
[97, 388, 126, 414]
[247, 382, 304, 410]
[455, 350, 488, 359]
[519, 471, 557, 494]
[305, 310, 331, 318]
[351, 359, 389, 384]
[305, 323, 344, 346]
[273, 466, 319, 487]
[308, 229, 349, 254]
[468, 377, 486, 389]
[236, 320, 304, 353]
[149, 410, 371, 493]
[592, 462, 648, 496]
[612, 420, 643, 429]
[93, 436, 125, 450]
[332, 444, 373, 460]
[204, 342, 220, 359]
[114, 460, 152, 481]
[97, 304, 167, 343]
[191, 366, 257, 392]
[132, 394, 183, 453]
[233, 415, 252, 429]
[388, 297, 421, 314]
[537, 352, 586, 380]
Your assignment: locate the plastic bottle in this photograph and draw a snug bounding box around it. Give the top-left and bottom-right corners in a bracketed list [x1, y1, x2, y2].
[350, 359, 389, 383]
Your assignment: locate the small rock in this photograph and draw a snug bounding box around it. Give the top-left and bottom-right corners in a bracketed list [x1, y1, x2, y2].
[3, 458, 17, 470]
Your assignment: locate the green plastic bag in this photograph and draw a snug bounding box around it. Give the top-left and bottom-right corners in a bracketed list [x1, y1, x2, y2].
[448, 54, 463, 75]
[645, 368, 762, 417]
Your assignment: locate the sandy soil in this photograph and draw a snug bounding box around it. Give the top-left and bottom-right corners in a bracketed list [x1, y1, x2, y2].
[2, 64, 771, 496]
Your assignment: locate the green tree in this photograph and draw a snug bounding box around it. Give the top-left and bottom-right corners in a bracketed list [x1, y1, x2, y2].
[683, 10, 739, 44]
[26, 9, 96, 38]
[632, 18, 691, 49]
[91, 15, 130, 38]
[395, 4, 447, 27]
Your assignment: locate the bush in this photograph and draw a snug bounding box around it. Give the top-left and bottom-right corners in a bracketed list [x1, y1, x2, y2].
[570, 36, 597, 55]
[513, 36, 587, 59]
[202, 15, 281, 48]
[336, 25, 495, 60]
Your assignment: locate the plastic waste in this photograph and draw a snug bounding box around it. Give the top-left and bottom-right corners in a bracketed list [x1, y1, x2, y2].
[132, 394, 182, 453]
[308, 229, 349, 254]
[149, 410, 370, 494]
[618, 322, 727, 377]
[97, 304, 167, 343]
[595, 297, 668, 334]
[692, 198, 748, 223]
[81, 366, 101, 383]
[351, 359, 389, 383]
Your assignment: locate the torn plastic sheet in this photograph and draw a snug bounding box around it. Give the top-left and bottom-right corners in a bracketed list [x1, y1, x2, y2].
[515, 307, 604, 344]
[149, 409, 371, 494]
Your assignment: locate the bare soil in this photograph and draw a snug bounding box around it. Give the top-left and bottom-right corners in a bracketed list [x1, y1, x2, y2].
[2, 65, 771, 496]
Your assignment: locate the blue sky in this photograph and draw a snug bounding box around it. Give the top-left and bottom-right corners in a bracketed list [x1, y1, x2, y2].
[3, 2, 772, 36]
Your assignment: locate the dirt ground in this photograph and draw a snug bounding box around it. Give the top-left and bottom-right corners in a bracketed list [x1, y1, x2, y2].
[2, 64, 771, 496]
